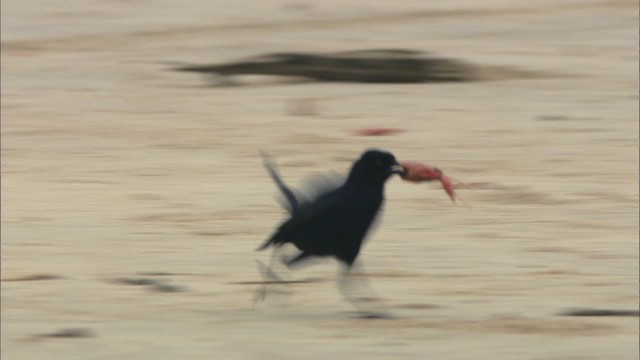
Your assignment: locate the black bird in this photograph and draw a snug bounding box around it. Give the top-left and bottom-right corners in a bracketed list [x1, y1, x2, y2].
[256, 149, 405, 316]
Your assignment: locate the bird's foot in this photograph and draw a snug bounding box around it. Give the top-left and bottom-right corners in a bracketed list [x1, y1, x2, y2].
[256, 260, 286, 282]
[253, 260, 294, 306]
[253, 286, 268, 306]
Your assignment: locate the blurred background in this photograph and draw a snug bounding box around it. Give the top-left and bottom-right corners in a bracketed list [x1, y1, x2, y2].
[2, 1, 638, 359]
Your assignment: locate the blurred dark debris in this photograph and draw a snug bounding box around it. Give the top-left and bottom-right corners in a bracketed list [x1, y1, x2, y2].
[172, 49, 481, 85]
[395, 303, 445, 310]
[2, 274, 64, 282]
[350, 128, 407, 136]
[558, 308, 640, 317]
[136, 271, 189, 276]
[111, 277, 187, 293]
[536, 115, 604, 121]
[113, 277, 158, 286]
[35, 328, 96, 340]
[229, 278, 325, 285]
[354, 311, 395, 320]
[150, 283, 185, 293]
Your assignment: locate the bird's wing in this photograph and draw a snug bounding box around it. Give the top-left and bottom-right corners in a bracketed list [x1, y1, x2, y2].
[256, 186, 344, 250]
[258, 153, 347, 251]
[293, 171, 345, 207]
[286, 188, 342, 226]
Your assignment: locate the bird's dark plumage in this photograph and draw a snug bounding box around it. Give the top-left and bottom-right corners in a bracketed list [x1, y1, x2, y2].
[258, 149, 403, 267]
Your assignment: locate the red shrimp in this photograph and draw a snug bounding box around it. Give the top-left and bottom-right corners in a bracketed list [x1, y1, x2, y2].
[400, 161, 456, 202]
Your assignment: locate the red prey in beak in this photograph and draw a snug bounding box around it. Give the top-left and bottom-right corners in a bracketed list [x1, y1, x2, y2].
[399, 161, 456, 202]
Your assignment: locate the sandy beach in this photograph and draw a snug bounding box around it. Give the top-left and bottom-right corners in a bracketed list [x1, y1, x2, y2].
[2, 1, 638, 359]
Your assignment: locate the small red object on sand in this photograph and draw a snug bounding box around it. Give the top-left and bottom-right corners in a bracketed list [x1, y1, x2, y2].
[400, 161, 456, 202]
[351, 128, 406, 136]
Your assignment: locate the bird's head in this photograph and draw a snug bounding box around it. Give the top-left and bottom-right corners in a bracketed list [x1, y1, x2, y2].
[347, 149, 405, 185]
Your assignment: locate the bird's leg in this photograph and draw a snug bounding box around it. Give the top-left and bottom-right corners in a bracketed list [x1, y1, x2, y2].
[284, 251, 314, 269]
[253, 246, 294, 305]
[337, 261, 392, 319]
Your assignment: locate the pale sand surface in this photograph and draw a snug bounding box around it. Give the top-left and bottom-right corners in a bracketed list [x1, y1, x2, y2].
[1, 1, 638, 359]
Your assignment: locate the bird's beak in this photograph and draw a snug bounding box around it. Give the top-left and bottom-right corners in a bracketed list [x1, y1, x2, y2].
[391, 163, 406, 176]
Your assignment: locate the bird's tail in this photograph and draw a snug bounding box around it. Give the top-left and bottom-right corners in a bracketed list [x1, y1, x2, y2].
[256, 233, 279, 251]
[260, 151, 299, 214]
[255, 239, 272, 251]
